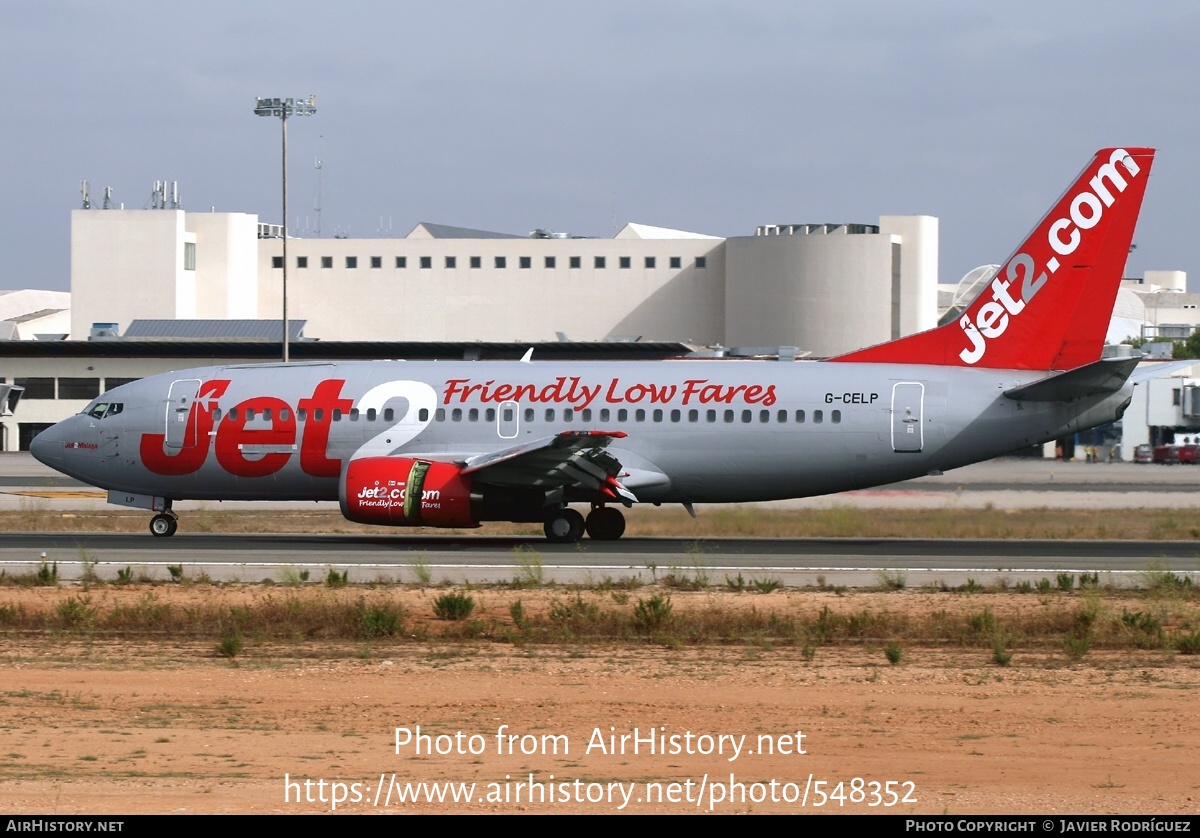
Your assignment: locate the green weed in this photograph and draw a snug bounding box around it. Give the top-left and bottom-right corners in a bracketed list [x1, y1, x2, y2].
[633, 594, 673, 631]
[433, 592, 476, 621]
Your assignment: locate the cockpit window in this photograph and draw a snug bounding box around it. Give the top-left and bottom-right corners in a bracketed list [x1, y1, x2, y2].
[85, 402, 123, 419]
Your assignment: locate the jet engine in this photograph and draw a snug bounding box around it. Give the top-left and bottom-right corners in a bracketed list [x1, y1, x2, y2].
[339, 457, 479, 528]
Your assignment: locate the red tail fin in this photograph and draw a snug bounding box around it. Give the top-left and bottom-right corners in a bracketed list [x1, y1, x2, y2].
[830, 147, 1155, 370]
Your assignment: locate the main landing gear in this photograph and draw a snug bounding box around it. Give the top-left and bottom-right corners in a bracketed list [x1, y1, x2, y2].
[149, 506, 178, 537]
[585, 505, 626, 541]
[542, 505, 626, 543]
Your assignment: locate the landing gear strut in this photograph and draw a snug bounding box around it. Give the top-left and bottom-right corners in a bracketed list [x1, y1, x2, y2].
[585, 506, 626, 540]
[149, 510, 178, 538]
[543, 507, 585, 543]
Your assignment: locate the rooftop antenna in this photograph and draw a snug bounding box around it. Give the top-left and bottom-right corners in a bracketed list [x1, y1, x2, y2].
[170, 181, 180, 209]
[148, 180, 166, 209]
[102, 186, 113, 209]
[80, 180, 91, 209]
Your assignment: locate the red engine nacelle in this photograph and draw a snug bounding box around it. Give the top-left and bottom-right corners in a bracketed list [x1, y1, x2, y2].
[340, 457, 479, 528]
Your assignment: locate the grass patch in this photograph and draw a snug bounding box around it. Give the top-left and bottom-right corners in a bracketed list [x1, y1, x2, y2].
[410, 554, 433, 587]
[216, 632, 244, 659]
[432, 592, 476, 621]
[632, 594, 673, 631]
[0, 584, 1194, 654]
[512, 546, 545, 588]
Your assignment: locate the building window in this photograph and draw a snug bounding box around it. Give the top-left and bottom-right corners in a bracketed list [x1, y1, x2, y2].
[184, 242, 196, 271]
[14, 378, 54, 399]
[297, 256, 308, 268]
[570, 256, 581, 269]
[321, 256, 333, 268]
[59, 378, 101, 400]
[446, 256, 457, 269]
[619, 256, 631, 269]
[420, 256, 432, 269]
[272, 256, 283, 269]
[595, 256, 606, 269]
[104, 377, 140, 389]
[470, 256, 481, 269]
[670, 256, 681, 269]
[545, 256, 556, 269]
[519, 256, 532, 269]
[645, 256, 656, 269]
[396, 256, 407, 269]
[495, 256, 507, 269]
[346, 256, 358, 269]
[370, 256, 381, 269]
[696, 256, 707, 268]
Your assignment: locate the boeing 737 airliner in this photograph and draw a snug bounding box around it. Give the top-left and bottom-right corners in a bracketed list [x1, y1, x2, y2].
[31, 148, 1156, 541]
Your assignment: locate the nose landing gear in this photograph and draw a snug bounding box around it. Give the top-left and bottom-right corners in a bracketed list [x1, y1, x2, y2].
[149, 506, 178, 537]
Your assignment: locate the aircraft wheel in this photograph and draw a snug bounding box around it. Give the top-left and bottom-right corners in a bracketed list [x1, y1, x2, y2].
[543, 508, 584, 543]
[149, 514, 178, 538]
[585, 507, 626, 540]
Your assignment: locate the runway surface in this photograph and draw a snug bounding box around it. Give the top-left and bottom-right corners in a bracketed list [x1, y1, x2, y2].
[3, 532, 1197, 587]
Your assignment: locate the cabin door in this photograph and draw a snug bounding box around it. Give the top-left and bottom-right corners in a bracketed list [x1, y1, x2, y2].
[890, 382, 924, 453]
[165, 379, 202, 450]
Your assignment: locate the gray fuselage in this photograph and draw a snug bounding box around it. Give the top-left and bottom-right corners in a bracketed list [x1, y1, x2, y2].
[30, 358, 1129, 506]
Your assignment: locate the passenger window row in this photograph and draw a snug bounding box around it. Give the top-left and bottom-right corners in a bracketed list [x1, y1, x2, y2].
[204, 405, 840, 425]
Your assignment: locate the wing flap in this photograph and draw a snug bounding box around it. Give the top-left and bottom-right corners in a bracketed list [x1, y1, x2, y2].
[462, 430, 638, 503]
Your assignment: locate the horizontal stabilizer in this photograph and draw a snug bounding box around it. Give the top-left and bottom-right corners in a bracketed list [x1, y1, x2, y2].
[1003, 357, 1139, 402]
[1127, 358, 1200, 385]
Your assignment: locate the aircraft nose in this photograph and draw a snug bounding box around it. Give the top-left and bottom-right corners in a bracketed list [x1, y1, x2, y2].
[29, 419, 69, 469]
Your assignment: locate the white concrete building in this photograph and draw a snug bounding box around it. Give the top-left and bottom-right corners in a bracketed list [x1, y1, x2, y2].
[0, 289, 71, 341]
[68, 207, 939, 355]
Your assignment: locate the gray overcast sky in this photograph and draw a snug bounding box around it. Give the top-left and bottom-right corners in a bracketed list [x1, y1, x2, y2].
[1, 1, 1196, 292]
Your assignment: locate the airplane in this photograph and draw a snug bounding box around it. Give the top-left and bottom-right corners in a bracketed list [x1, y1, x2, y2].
[31, 147, 1157, 542]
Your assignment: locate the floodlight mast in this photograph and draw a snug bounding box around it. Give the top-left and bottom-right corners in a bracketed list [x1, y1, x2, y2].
[254, 96, 316, 362]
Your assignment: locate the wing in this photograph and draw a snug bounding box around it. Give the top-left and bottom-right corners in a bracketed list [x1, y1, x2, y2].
[460, 430, 639, 504]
